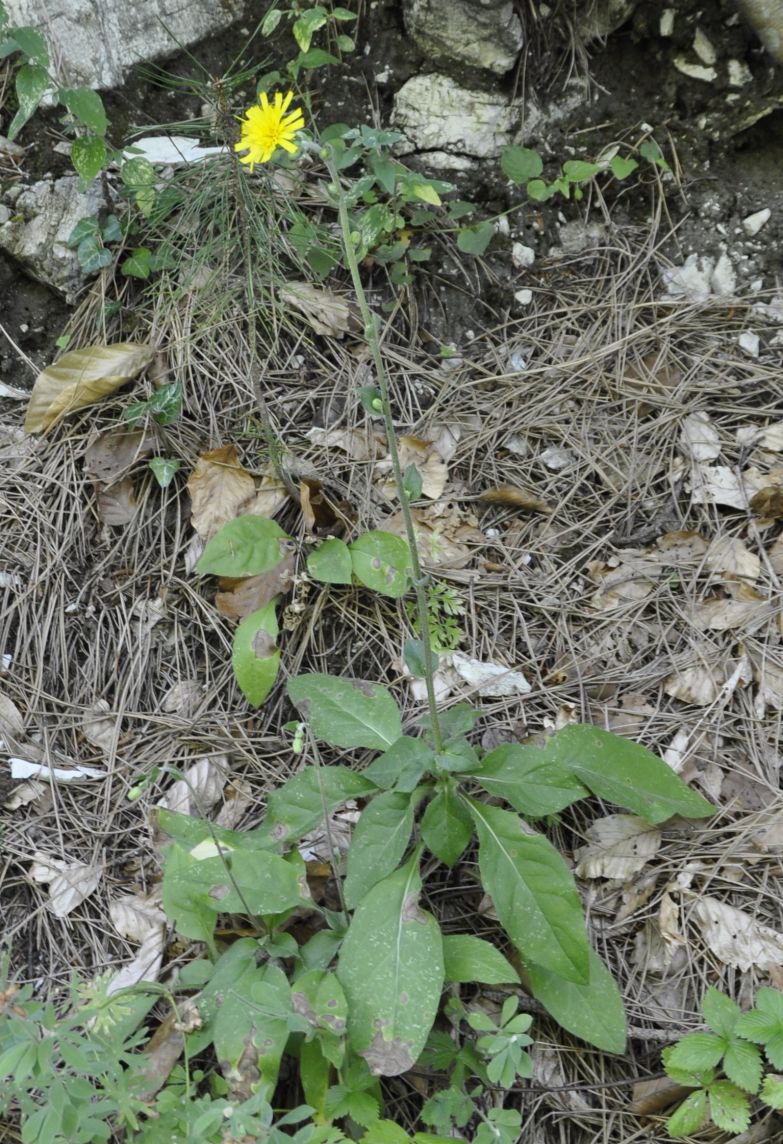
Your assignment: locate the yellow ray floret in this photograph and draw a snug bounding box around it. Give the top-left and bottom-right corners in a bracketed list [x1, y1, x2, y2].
[234, 90, 305, 170]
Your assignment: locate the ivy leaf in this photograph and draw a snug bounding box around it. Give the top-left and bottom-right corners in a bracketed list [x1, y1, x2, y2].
[526, 948, 626, 1053]
[343, 790, 420, 909]
[667, 1089, 707, 1138]
[708, 1080, 750, 1135]
[232, 601, 281, 707]
[71, 135, 106, 183]
[288, 673, 402, 750]
[442, 935, 519, 985]
[456, 222, 494, 256]
[196, 516, 290, 577]
[610, 154, 638, 179]
[546, 724, 715, 823]
[736, 987, 783, 1068]
[5, 25, 49, 66]
[338, 851, 444, 1076]
[59, 87, 108, 134]
[8, 63, 51, 140]
[148, 457, 181, 488]
[468, 799, 589, 984]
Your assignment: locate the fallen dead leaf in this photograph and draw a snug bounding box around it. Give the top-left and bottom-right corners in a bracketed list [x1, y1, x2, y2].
[96, 477, 138, 526]
[30, 853, 101, 917]
[83, 430, 152, 484]
[24, 343, 154, 434]
[680, 411, 720, 461]
[0, 691, 24, 741]
[752, 659, 783, 712]
[648, 530, 708, 563]
[375, 435, 449, 501]
[306, 426, 383, 461]
[736, 420, 783, 452]
[110, 890, 167, 944]
[155, 754, 229, 817]
[587, 555, 659, 611]
[385, 502, 483, 568]
[630, 1076, 694, 1117]
[451, 652, 531, 697]
[214, 778, 254, 829]
[691, 895, 783, 971]
[690, 464, 767, 509]
[633, 891, 686, 973]
[664, 644, 741, 706]
[280, 280, 361, 338]
[300, 477, 340, 532]
[82, 700, 118, 755]
[478, 485, 552, 513]
[10, 758, 105, 781]
[575, 815, 662, 881]
[706, 535, 760, 581]
[161, 679, 204, 718]
[107, 927, 166, 995]
[750, 485, 783, 521]
[691, 583, 768, 632]
[768, 534, 783, 576]
[215, 556, 296, 620]
[187, 444, 256, 541]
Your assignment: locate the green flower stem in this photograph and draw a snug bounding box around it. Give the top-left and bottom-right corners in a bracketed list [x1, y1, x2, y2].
[325, 151, 444, 754]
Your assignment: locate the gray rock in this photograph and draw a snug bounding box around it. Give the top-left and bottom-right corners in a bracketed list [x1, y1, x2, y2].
[403, 0, 523, 75]
[392, 74, 521, 165]
[577, 0, 639, 41]
[3, 0, 243, 89]
[0, 176, 105, 300]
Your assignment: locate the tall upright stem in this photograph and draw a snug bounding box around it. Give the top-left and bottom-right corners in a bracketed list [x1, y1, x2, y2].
[325, 153, 444, 754]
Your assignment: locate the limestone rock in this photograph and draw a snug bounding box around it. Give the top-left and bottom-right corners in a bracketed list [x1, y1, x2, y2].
[392, 74, 521, 165]
[403, 0, 523, 75]
[0, 177, 105, 300]
[3, 0, 242, 89]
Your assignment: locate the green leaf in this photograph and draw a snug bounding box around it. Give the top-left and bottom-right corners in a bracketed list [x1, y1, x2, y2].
[363, 736, 435, 792]
[562, 159, 601, 182]
[338, 851, 444, 1076]
[723, 1038, 763, 1094]
[261, 7, 283, 36]
[368, 154, 398, 195]
[361, 1122, 408, 1144]
[67, 217, 99, 247]
[232, 601, 281, 708]
[196, 515, 290, 577]
[288, 673, 402, 750]
[147, 380, 182, 425]
[472, 742, 588, 817]
[736, 988, 783, 1067]
[121, 155, 156, 216]
[665, 1032, 726, 1073]
[610, 154, 638, 179]
[402, 463, 423, 502]
[344, 790, 419, 909]
[7, 25, 48, 65]
[500, 146, 543, 183]
[70, 135, 106, 182]
[708, 1080, 750, 1135]
[293, 7, 327, 52]
[526, 949, 626, 1053]
[760, 1073, 783, 1109]
[667, 1089, 707, 1138]
[76, 235, 112, 272]
[456, 222, 494, 256]
[332, 6, 357, 19]
[442, 935, 520, 985]
[403, 637, 431, 678]
[261, 765, 376, 846]
[295, 47, 341, 69]
[702, 987, 741, 1038]
[526, 178, 556, 202]
[420, 788, 472, 866]
[148, 457, 181, 488]
[639, 139, 669, 170]
[545, 724, 715, 823]
[435, 738, 478, 774]
[349, 531, 412, 598]
[468, 799, 589, 984]
[324, 1086, 379, 1128]
[8, 63, 50, 140]
[121, 247, 153, 279]
[60, 87, 107, 134]
[308, 538, 353, 584]
[213, 963, 291, 1100]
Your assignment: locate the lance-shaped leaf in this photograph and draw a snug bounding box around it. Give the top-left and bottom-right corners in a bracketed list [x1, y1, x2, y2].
[545, 725, 716, 824]
[472, 742, 588, 817]
[526, 948, 627, 1053]
[256, 765, 376, 847]
[442, 935, 520, 985]
[468, 799, 589, 984]
[344, 790, 422, 909]
[288, 673, 402, 750]
[25, 343, 154, 433]
[338, 850, 444, 1076]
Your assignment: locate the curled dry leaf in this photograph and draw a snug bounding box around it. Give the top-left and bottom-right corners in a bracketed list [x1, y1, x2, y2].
[300, 477, 341, 532]
[161, 679, 204, 718]
[215, 555, 296, 621]
[736, 420, 783, 452]
[107, 927, 166, 995]
[706, 535, 760, 581]
[587, 555, 659, 611]
[214, 778, 254, 829]
[375, 435, 449, 501]
[0, 690, 24, 741]
[24, 343, 155, 434]
[97, 477, 137, 526]
[155, 754, 229, 817]
[279, 280, 361, 338]
[384, 502, 483, 568]
[82, 700, 117, 756]
[679, 410, 720, 461]
[30, 853, 101, 918]
[750, 485, 783, 521]
[692, 896, 783, 971]
[306, 426, 383, 461]
[478, 484, 552, 513]
[450, 652, 531, 698]
[575, 815, 662, 881]
[187, 444, 255, 541]
[663, 643, 752, 706]
[691, 583, 768, 632]
[83, 430, 152, 484]
[110, 890, 166, 944]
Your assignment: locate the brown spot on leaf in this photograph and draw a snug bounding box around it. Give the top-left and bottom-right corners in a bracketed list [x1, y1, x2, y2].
[251, 628, 278, 659]
[291, 992, 317, 1025]
[208, 883, 230, 901]
[401, 891, 427, 925]
[361, 1032, 416, 1076]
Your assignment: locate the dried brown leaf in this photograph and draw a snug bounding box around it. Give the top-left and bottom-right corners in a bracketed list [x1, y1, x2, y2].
[706, 535, 760, 581]
[24, 343, 154, 434]
[575, 815, 662, 881]
[300, 477, 339, 532]
[97, 477, 137, 526]
[478, 485, 552, 513]
[692, 896, 783, 970]
[279, 280, 361, 338]
[83, 430, 152, 483]
[306, 426, 382, 461]
[384, 502, 483, 568]
[82, 700, 117, 755]
[187, 444, 256, 541]
[750, 485, 783, 520]
[376, 435, 449, 501]
[679, 411, 720, 461]
[215, 556, 295, 620]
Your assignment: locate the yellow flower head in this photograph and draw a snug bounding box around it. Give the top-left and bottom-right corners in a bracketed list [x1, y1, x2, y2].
[234, 90, 305, 170]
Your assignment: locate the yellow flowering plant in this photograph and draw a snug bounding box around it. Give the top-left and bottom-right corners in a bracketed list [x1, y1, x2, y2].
[234, 89, 305, 169]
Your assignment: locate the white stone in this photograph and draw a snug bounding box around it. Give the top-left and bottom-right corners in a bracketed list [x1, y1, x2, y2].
[673, 57, 717, 82]
[738, 330, 760, 358]
[514, 288, 532, 305]
[661, 252, 736, 302]
[0, 176, 105, 299]
[403, 0, 523, 75]
[511, 242, 535, 268]
[3, 0, 242, 89]
[728, 58, 753, 86]
[660, 9, 675, 36]
[742, 208, 771, 236]
[392, 74, 521, 160]
[693, 28, 717, 65]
